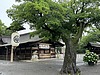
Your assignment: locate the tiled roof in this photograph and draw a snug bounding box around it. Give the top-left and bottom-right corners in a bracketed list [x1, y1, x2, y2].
[89, 42, 100, 47]
[0, 33, 41, 46]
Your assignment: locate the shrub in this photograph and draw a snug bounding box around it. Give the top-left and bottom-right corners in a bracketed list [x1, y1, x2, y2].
[83, 50, 99, 63]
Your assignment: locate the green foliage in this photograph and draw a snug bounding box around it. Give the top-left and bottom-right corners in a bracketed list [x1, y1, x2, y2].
[78, 29, 100, 53]
[83, 50, 99, 63]
[7, 0, 100, 45]
[0, 20, 12, 36]
[8, 21, 25, 32]
[7, 0, 67, 41]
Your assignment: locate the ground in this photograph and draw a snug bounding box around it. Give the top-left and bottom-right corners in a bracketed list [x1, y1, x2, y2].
[0, 54, 100, 75]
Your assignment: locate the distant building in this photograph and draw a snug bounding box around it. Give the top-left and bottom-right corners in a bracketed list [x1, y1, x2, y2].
[85, 42, 100, 55]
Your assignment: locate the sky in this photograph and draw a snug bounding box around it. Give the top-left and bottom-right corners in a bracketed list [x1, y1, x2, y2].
[0, 0, 32, 34]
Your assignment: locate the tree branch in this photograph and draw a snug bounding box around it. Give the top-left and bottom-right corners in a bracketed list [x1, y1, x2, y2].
[73, 23, 84, 44]
[81, 2, 85, 13]
[42, 24, 55, 33]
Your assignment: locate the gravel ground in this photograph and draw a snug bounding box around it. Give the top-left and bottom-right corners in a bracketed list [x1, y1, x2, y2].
[0, 54, 100, 75]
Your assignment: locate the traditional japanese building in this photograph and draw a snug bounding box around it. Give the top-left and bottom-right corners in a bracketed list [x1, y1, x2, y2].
[85, 42, 100, 55]
[0, 33, 64, 60]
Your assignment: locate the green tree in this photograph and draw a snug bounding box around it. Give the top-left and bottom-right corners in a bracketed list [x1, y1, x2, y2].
[0, 20, 12, 36]
[7, 0, 100, 74]
[78, 28, 100, 53]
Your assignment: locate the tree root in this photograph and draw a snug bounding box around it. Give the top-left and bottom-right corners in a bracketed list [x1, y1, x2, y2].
[59, 67, 81, 75]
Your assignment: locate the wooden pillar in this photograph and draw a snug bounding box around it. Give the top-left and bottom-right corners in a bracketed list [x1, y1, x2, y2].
[49, 47, 51, 53]
[14, 48, 16, 60]
[29, 47, 32, 60]
[25, 46, 26, 60]
[44, 49, 45, 54]
[5, 47, 8, 60]
[54, 46, 56, 53]
[18, 46, 21, 60]
[49, 47, 51, 58]
[54, 46, 56, 58]
[38, 44, 40, 59]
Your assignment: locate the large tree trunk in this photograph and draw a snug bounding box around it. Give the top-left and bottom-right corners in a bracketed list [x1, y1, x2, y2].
[60, 39, 81, 75]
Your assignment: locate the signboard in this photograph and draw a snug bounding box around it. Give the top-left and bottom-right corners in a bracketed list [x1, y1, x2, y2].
[39, 43, 50, 49]
[11, 32, 20, 46]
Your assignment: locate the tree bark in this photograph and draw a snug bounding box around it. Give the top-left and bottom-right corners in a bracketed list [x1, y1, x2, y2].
[60, 38, 81, 75]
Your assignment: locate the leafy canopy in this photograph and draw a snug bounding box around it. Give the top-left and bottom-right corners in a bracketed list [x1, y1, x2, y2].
[0, 20, 12, 36]
[7, 0, 100, 42]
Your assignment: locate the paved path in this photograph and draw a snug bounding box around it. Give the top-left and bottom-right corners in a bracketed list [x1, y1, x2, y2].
[0, 54, 100, 75]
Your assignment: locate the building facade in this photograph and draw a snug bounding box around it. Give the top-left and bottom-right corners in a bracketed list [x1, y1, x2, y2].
[0, 33, 64, 60]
